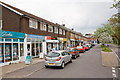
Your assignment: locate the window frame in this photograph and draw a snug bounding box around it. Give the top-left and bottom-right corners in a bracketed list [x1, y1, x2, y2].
[48, 25, 53, 32]
[54, 27, 58, 34]
[40, 22, 46, 31]
[29, 18, 38, 29]
[63, 30, 65, 35]
[59, 28, 62, 35]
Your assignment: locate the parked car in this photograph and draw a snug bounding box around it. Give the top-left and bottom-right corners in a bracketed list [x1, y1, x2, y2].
[45, 50, 72, 69]
[65, 48, 79, 59]
[76, 46, 85, 53]
[86, 44, 92, 49]
[83, 45, 89, 51]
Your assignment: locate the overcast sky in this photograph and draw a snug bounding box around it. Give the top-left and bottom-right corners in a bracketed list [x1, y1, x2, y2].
[1, 0, 118, 35]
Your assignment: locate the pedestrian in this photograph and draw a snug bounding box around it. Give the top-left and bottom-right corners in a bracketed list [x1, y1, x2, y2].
[40, 52, 44, 59]
[52, 46, 55, 52]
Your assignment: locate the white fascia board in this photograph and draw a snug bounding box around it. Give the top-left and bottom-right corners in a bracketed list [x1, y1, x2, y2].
[0, 3, 23, 15]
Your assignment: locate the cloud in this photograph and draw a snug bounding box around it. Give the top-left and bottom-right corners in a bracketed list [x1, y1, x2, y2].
[1, 0, 118, 34]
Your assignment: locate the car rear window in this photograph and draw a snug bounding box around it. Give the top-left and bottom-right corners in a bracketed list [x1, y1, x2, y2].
[47, 52, 60, 57]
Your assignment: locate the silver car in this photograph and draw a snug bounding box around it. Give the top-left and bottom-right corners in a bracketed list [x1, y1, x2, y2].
[45, 50, 72, 69]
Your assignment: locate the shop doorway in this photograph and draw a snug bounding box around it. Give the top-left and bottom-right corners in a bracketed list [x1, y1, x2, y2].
[27, 43, 31, 56]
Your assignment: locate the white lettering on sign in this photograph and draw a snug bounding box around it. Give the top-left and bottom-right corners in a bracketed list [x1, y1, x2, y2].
[2, 32, 13, 37]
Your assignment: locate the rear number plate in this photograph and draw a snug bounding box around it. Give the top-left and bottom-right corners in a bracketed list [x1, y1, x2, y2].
[49, 63, 55, 65]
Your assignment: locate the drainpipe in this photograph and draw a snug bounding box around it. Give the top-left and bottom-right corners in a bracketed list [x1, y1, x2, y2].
[19, 15, 24, 32]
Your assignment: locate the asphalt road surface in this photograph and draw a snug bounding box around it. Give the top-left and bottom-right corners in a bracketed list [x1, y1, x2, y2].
[25, 44, 112, 78]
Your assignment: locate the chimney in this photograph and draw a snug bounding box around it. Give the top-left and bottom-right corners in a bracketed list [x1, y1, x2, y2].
[62, 24, 65, 26]
[72, 28, 74, 31]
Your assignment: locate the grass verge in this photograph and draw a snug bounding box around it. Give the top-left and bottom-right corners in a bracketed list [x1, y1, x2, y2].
[101, 44, 112, 52]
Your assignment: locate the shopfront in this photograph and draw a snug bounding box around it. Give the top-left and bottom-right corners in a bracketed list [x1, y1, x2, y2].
[46, 36, 59, 53]
[0, 30, 25, 64]
[26, 34, 45, 58]
[70, 39, 75, 47]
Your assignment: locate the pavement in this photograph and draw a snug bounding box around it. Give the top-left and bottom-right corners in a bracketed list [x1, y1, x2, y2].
[2, 58, 44, 77]
[108, 44, 120, 80]
[2, 44, 114, 78]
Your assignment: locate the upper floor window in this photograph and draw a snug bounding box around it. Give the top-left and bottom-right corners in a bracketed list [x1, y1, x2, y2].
[40, 22, 46, 31]
[48, 25, 53, 32]
[0, 20, 2, 30]
[59, 28, 62, 34]
[29, 19, 38, 29]
[75, 35, 77, 38]
[63, 30, 65, 35]
[71, 33, 74, 38]
[54, 27, 58, 33]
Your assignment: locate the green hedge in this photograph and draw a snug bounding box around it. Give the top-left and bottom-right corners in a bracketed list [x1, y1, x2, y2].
[101, 44, 112, 52]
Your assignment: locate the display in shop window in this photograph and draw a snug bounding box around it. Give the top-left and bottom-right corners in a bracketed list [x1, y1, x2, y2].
[13, 44, 18, 60]
[5, 44, 11, 61]
[0, 44, 3, 63]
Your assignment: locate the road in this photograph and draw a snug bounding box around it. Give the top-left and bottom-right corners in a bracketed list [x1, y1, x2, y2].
[3, 44, 113, 78]
[27, 44, 112, 78]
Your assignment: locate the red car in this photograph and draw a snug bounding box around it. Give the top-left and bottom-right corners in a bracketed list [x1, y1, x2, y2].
[76, 46, 85, 53]
[65, 48, 79, 59]
[83, 45, 89, 51]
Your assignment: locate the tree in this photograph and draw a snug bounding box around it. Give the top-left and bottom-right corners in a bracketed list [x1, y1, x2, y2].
[108, 0, 120, 45]
[94, 24, 114, 45]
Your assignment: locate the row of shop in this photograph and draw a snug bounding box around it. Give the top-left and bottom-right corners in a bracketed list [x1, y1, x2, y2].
[0, 30, 82, 65]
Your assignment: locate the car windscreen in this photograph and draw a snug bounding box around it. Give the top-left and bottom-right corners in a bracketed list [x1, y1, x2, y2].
[77, 46, 82, 48]
[66, 49, 73, 52]
[47, 52, 60, 57]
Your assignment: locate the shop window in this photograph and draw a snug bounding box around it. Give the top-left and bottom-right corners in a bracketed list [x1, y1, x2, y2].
[54, 27, 58, 33]
[20, 39, 24, 42]
[0, 44, 3, 63]
[5, 43, 12, 62]
[0, 20, 2, 30]
[5, 39, 11, 42]
[40, 22, 46, 31]
[48, 25, 53, 32]
[13, 43, 19, 61]
[0, 39, 3, 42]
[59, 29, 62, 34]
[13, 39, 18, 42]
[63, 30, 65, 35]
[36, 43, 39, 56]
[40, 43, 42, 52]
[32, 43, 35, 56]
[20, 43, 24, 56]
[29, 19, 38, 29]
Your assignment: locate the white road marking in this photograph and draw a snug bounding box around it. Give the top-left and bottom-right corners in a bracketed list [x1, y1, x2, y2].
[112, 73, 117, 77]
[112, 70, 116, 73]
[112, 67, 115, 70]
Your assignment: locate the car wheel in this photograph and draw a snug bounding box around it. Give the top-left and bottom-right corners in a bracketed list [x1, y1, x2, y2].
[61, 62, 65, 69]
[45, 65, 49, 68]
[74, 55, 76, 59]
[69, 58, 72, 63]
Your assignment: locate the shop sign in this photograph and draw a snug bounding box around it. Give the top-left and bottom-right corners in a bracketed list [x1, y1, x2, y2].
[63, 38, 67, 41]
[0, 30, 25, 38]
[27, 34, 45, 40]
[58, 37, 63, 41]
[25, 55, 31, 65]
[70, 39, 75, 41]
[46, 40, 59, 43]
[46, 36, 51, 40]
